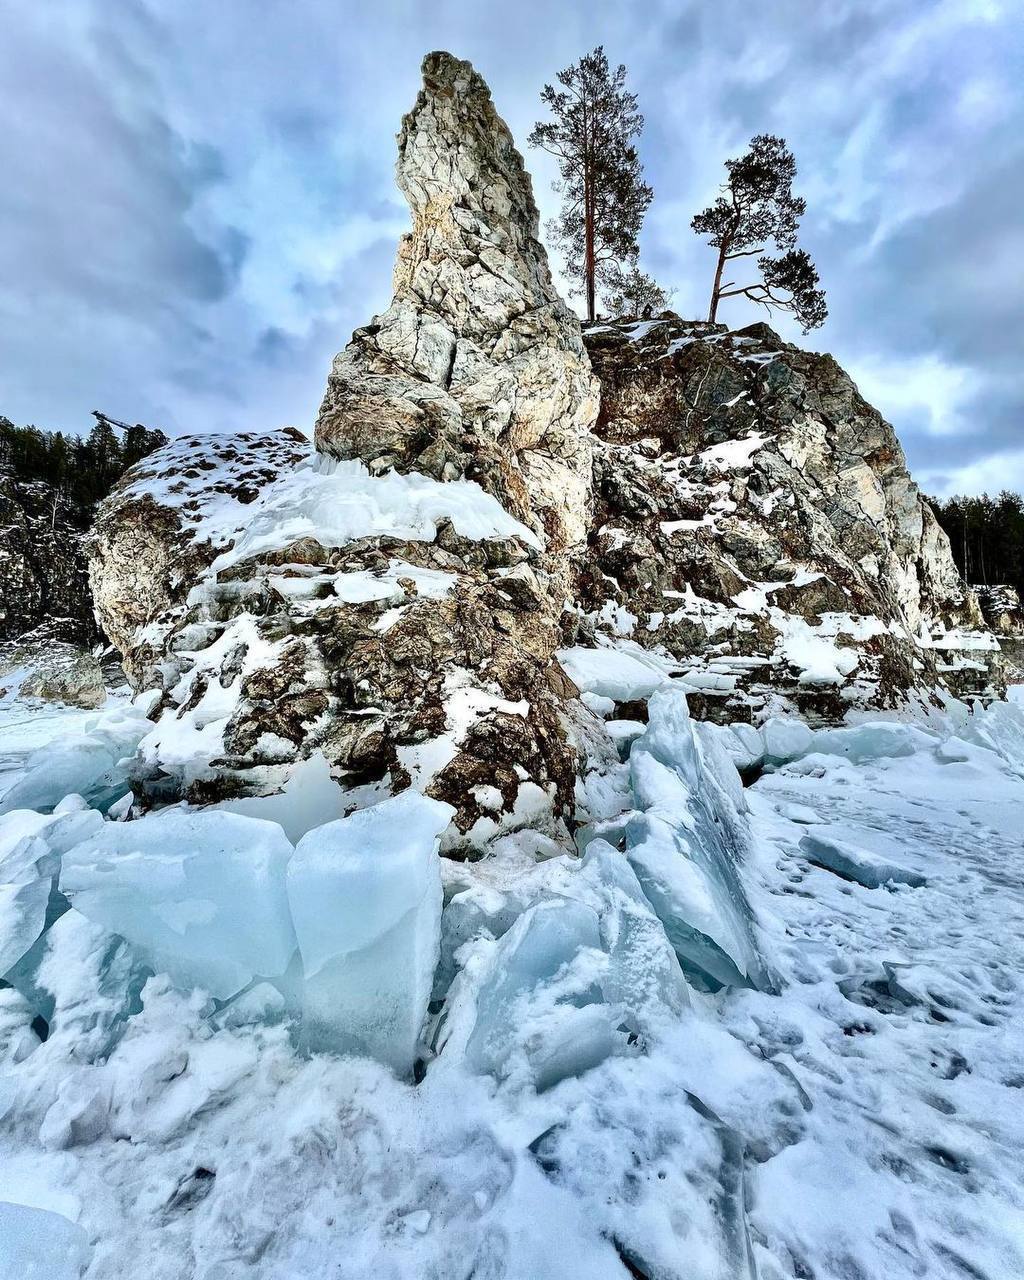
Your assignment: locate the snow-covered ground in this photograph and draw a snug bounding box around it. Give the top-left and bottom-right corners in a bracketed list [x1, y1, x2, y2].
[1, 684, 1023, 1279]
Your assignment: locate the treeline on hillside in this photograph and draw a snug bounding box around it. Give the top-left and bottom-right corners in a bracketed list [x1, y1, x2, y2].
[931, 491, 1024, 598]
[0, 413, 167, 524]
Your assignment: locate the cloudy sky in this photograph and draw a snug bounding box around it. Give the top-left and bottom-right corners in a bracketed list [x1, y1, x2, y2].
[2, 0, 1021, 496]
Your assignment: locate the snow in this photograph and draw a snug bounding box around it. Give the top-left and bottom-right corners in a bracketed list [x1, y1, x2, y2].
[0, 1201, 91, 1279]
[287, 791, 449, 1073]
[696, 430, 766, 470]
[2, 676, 1024, 1277]
[619, 319, 669, 341]
[129, 445, 543, 572]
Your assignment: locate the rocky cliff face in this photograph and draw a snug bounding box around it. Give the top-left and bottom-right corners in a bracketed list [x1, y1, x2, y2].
[0, 472, 98, 645]
[86, 52, 1002, 848]
[574, 315, 998, 721]
[87, 54, 597, 844]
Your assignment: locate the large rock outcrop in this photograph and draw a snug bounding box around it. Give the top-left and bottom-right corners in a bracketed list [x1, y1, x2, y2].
[87, 53, 598, 845]
[315, 51, 597, 565]
[573, 315, 998, 721]
[86, 54, 1005, 849]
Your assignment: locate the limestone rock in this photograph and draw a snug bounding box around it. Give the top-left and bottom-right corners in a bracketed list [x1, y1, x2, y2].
[85, 54, 596, 846]
[315, 51, 597, 564]
[578, 315, 997, 719]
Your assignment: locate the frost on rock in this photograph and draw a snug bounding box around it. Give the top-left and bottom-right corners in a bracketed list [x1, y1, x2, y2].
[624, 690, 772, 991]
[287, 791, 449, 1073]
[61, 810, 296, 1001]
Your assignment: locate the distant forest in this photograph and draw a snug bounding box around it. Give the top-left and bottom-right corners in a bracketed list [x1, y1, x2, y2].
[931, 491, 1024, 601]
[0, 414, 167, 524]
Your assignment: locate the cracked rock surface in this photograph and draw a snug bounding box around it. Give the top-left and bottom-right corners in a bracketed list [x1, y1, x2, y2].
[315, 50, 597, 566]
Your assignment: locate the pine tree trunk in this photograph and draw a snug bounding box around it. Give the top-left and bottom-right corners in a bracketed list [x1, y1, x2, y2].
[584, 124, 596, 323]
[708, 243, 727, 324]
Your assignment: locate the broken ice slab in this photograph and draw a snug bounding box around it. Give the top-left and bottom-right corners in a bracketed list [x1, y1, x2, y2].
[214, 752, 349, 843]
[286, 791, 450, 1075]
[799, 833, 926, 889]
[0, 702, 152, 817]
[462, 897, 622, 1091]
[578, 839, 690, 1027]
[759, 716, 814, 765]
[61, 809, 297, 1001]
[0, 876, 51, 980]
[32, 909, 152, 1059]
[812, 721, 936, 763]
[0, 805, 104, 990]
[626, 690, 774, 993]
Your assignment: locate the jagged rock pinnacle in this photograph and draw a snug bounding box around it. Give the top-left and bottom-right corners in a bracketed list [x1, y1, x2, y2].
[315, 51, 597, 560]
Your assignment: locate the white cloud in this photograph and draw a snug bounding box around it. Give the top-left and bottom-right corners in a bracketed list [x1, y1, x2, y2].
[846, 354, 982, 439]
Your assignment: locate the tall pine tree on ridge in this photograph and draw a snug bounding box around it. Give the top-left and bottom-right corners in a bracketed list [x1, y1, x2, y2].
[529, 48, 653, 322]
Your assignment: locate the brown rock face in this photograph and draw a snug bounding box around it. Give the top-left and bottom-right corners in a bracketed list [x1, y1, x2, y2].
[577, 315, 996, 720]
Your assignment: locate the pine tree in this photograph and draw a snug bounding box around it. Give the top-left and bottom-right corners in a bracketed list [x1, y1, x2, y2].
[529, 47, 653, 322]
[601, 263, 673, 317]
[692, 134, 827, 333]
